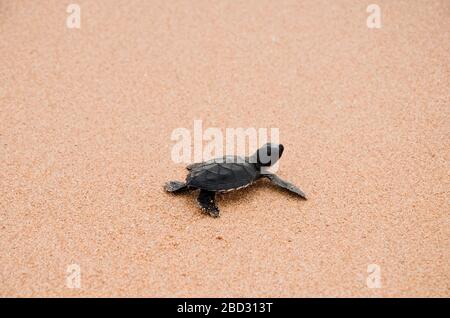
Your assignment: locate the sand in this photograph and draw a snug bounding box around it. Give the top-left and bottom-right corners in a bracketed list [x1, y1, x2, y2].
[0, 0, 449, 297]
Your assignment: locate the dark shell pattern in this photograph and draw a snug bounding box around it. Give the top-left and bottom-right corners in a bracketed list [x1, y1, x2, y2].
[186, 156, 259, 191]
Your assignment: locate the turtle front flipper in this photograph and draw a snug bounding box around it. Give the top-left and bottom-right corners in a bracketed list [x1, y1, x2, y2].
[265, 174, 307, 199]
[197, 190, 220, 217]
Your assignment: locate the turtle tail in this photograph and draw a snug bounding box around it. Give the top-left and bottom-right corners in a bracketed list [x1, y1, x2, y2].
[164, 181, 188, 193]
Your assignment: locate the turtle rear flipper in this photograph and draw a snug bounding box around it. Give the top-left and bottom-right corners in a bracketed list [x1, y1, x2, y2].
[197, 190, 219, 217]
[265, 174, 307, 199]
[165, 181, 188, 193]
[186, 162, 202, 170]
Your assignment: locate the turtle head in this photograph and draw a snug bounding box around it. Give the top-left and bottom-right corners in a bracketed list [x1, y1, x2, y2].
[251, 143, 284, 167]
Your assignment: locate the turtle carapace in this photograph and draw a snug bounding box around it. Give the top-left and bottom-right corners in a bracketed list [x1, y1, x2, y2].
[165, 143, 306, 217]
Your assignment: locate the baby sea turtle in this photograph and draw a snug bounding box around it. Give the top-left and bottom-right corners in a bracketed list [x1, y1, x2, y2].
[164, 143, 307, 217]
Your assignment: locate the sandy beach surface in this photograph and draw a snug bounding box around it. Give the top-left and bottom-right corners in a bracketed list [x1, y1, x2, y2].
[1, 0, 449, 297]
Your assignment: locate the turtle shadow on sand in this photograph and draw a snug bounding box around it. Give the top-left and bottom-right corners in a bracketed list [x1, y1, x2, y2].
[164, 143, 307, 218]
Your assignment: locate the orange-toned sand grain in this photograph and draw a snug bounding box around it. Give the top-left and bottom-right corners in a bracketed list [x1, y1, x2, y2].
[0, 0, 449, 297]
